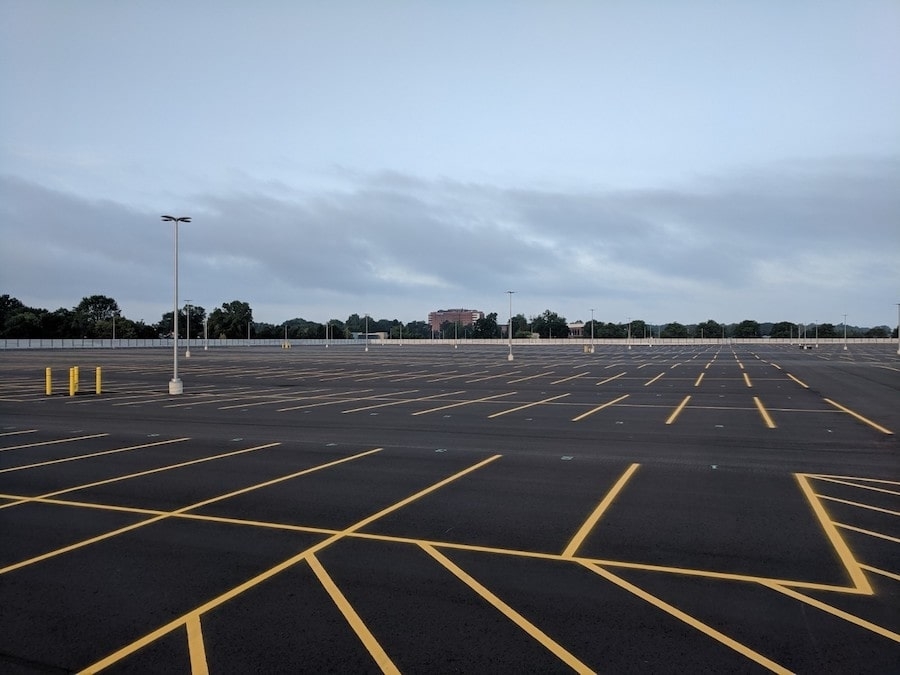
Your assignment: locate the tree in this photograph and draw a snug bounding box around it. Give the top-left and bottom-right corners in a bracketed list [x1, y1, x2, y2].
[661, 322, 689, 338]
[531, 310, 569, 339]
[207, 300, 253, 339]
[74, 295, 120, 338]
[769, 321, 795, 338]
[695, 319, 723, 339]
[734, 319, 761, 338]
[472, 312, 500, 338]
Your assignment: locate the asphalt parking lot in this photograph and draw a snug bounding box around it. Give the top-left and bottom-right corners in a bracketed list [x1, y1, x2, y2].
[1, 342, 898, 673]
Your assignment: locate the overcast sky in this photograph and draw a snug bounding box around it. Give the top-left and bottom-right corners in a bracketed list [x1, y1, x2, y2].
[2, 1, 898, 329]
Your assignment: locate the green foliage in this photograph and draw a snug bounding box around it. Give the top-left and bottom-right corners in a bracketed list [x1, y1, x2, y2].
[531, 310, 569, 339]
[734, 319, 761, 338]
[472, 312, 499, 338]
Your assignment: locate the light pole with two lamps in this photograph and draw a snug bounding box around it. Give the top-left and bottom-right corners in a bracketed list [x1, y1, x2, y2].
[161, 215, 191, 394]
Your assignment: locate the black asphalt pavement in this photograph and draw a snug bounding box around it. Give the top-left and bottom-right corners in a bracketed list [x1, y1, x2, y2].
[0, 343, 897, 673]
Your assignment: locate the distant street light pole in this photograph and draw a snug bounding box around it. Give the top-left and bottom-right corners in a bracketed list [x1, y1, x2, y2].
[184, 300, 192, 358]
[627, 317, 632, 350]
[590, 308, 595, 353]
[506, 291, 515, 361]
[161, 215, 190, 394]
[897, 304, 900, 355]
[843, 313, 848, 351]
[365, 314, 369, 352]
[203, 316, 208, 351]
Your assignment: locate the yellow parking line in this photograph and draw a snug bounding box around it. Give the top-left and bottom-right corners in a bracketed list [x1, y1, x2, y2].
[422, 544, 593, 673]
[307, 554, 400, 674]
[563, 463, 639, 557]
[753, 396, 776, 429]
[550, 372, 589, 385]
[835, 522, 900, 544]
[508, 371, 554, 383]
[0, 437, 190, 476]
[412, 391, 516, 416]
[742, 372, 752, 388]
[186, 614, 209, 675]
[0, 433, 108, 453]
[795, 474, 871, 594]
[665, 396, 691, 425]
[582, 563, 791, 674]
[0, 429, 37, 437]
[693, 372, 705, 387]
[489, 393, 570, 418]
[643, 372, 665, 386]
[786, 373, 809, 388]
[823, 398, 893, 435]
[595, 372, 626, 386]
[342, 390, 460, 413]
[571, 394, 630, 422]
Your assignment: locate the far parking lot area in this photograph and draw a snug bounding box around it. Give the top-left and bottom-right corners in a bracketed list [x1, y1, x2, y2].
[1, 343, 898, 673]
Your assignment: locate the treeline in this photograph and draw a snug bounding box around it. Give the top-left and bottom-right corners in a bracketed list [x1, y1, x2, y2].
[1, 294, 894, 340]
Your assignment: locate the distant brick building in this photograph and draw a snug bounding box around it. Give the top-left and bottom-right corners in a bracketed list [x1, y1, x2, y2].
[428, 308, 484, 332]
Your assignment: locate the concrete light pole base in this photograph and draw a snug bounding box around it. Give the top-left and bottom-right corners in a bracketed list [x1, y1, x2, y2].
[169, 378, 183, 395]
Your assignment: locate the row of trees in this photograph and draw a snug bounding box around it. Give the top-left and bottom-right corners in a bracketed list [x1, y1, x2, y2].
[1, 294, 895, 340]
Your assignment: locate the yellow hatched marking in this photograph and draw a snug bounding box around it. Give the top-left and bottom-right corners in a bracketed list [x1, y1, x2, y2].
[0, 437, 190, 475]
[820, 494, 900, 517]
[595, 371, 626, 386]
[488, 393, 570, 418]
[582, 563, 791, 674]
[665, 395, 691, 425]
[80, 454, 501, 674]
[693, 373, 705, 387]
[763, 583, 900, 643]
[861, 564, 900, 583]
[411, 391, 516, 416]
[571, 394, 629, 422]
[823, 398, 893, 435]
[753, 397, 776, 429]
[307, 554, 400, 674]
[186, 614, 209, 675]
[810, 476, 900, 495]
[643, 372, 665, 386]
[421, 544, 594, 674]
[550, 371, 589, 385]
[0, 433, 108, 453]
[343, 390, 460, 413]
[795, 474, 871, 594]
[742, 372, 752, 388]
[786, 373, 809, 388]
[276, 390, 380, 412]
[427, 371, 477, 383]
[563, 464, 639, 557]
[467, 371, 522, 382]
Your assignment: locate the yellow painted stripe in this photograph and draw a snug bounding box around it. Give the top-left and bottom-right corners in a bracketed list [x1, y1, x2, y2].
[0, 429, 38, 437]
[764, 583, 900, 643]
[860, 564, 900, 583]
[753, 396, 776, 429]
[820, 494, 900, 517]
[665, 395, 691, 425]
[811, 476, 900, 495]
[742, 372, 752, 388]
[342, 390, 460, 413]
[0, 433, 108, 453]
[411, 391, 516, 416]
[186, 614, 209, 675]
[489, 393, 570, 418]
[563, 464, 639, 557]
[0, 437, 190, 475]
[693, 373, 705, 387]
[835, 522, 900, 544]
[582, 563, 791, 674]
[571, 394, 629, 422]
[795, 474, 871, 594]
[550, 371, 589, 385]
[643, 372, 665, 386]
[307, 554, 400, 674]
[595, 372, 626, 386]
[823, 398, 893, 435]
[508, 371, 555, 383]
[786, 373, 809, 388]
[421, 544, 594, 674]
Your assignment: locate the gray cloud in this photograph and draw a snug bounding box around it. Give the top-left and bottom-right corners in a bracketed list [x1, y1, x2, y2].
[2, 155, 898, 327]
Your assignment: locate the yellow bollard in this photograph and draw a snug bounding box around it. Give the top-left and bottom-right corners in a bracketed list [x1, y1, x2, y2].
[46, 367, 52, 395]
[96, 366, 102, 395]
[74, 366, 80, 393]
[69, 367, 76, 396]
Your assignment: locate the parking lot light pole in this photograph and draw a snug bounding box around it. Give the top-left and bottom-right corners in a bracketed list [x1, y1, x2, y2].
[590, 308, 595, 353]
[843, 313, 848, 351]
[506, 291, 515, 361]
[896, 304, 900, 355]
[184, 300, 192, 358]
[161, 216, 190, 394]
